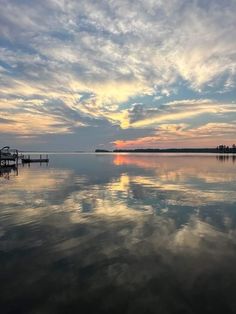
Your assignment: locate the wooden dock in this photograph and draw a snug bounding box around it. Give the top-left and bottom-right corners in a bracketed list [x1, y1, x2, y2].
[21, 154, 49, 164]
[1, 147, 49, 166]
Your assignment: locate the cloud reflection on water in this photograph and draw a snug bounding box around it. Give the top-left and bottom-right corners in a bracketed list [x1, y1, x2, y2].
[1, 154, 236, 313]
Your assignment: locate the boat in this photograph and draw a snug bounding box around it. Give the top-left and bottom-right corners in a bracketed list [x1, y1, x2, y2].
[0, 146, 19, 166]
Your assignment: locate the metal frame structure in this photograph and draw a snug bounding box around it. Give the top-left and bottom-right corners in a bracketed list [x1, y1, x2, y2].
[0, 146, 19, 166]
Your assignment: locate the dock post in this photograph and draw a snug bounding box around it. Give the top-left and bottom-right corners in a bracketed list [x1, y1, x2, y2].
[16, 150, 19, 166]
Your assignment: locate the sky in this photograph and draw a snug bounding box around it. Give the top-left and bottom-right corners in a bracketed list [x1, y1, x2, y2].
[0, 0, 236, 151]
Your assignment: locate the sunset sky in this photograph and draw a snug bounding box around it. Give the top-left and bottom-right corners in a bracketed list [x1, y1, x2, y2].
[0, 0, 235, 151]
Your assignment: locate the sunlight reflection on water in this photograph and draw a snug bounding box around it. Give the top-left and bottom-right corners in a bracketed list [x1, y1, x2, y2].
[1, 154, 236, 313]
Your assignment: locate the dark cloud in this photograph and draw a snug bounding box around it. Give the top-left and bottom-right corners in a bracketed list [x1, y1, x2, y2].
[0, 0, 235, 149]
[0, 117, 15, 124]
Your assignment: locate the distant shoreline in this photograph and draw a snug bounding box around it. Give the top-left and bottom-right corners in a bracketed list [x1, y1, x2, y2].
[95, 148, 236, 154]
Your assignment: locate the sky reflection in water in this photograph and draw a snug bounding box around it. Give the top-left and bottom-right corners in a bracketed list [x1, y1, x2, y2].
[1, 154, 236, 314]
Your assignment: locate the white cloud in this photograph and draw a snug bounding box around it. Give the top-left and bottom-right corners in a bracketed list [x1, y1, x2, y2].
[0, 0, 235, 146]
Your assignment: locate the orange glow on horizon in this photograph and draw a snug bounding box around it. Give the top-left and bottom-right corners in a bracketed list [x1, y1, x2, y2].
[114, 138, 236, 150]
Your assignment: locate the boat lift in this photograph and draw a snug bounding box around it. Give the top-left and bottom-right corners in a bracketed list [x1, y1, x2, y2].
[0, 146, 19, 166]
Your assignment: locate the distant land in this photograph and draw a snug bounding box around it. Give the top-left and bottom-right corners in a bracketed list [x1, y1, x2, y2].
[19, 150, 85, 153]
[95, 145, 236, 154]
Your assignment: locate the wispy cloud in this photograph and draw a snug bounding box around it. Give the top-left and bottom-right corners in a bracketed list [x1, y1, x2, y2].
[0, 0, 235, 148]
[114, 121, 236, 149]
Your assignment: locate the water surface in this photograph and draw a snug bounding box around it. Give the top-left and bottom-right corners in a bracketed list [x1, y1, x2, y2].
[1, 154, 236, 314]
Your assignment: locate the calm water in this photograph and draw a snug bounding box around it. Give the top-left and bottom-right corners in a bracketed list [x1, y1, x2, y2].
[1, 154, 236, 314]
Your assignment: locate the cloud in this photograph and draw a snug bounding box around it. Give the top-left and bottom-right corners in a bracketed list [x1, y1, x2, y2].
[0, 0, 235, 148]
[114, 118, 236, 149]
[124, 99, 236, 128]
